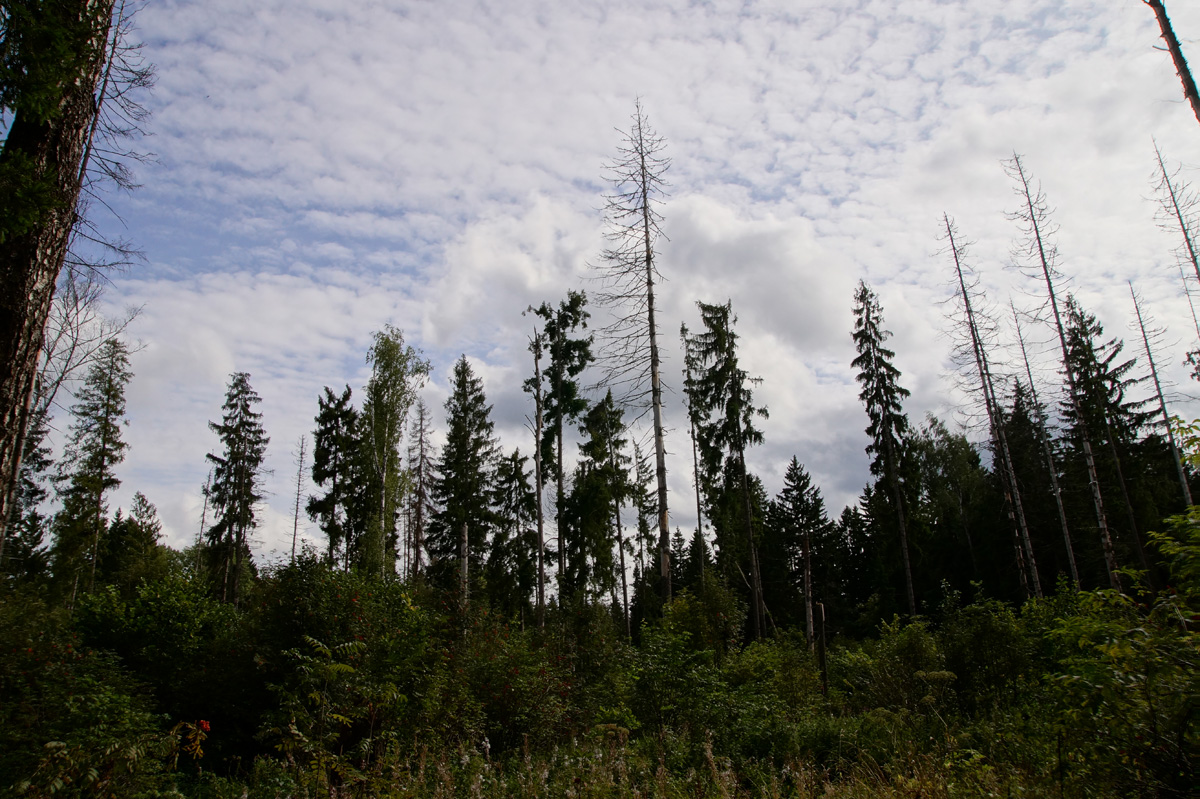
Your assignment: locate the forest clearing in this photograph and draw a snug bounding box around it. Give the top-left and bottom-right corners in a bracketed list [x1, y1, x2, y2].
[1, 1, 1198, 796]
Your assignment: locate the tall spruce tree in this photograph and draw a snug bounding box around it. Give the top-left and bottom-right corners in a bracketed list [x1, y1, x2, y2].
[562, 390, 629, 613]
[428, 356, 498, 605]
[102, 491, 165, 594]
[49, 337, 131, 600]
[529, 291, 592, 595]
[851, 281, 916, 616]
[682, 300, 768, 637]
[405, 398, 435, 579]
[307, 385, 358, 567]
[205, 371, 268, 605]
[764, 457, 831, 645]
[1061, 296, 1155, 578]
[486, 448, 537, 619]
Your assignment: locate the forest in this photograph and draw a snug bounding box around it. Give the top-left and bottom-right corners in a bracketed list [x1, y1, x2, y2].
[1, 1, 1199, 798]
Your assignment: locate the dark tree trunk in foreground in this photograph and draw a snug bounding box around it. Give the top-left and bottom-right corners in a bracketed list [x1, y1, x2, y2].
[1, 1, 117, 547]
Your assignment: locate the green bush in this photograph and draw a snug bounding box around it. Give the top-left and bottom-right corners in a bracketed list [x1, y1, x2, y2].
[0, 591, 178, 797]
[1048, 521, 1198, 797]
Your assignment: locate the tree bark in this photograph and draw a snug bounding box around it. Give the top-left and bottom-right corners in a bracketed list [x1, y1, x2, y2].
[1010, 155, 1121, 590]
[945, 217, 1041, 597]
[802, 527, 813, 648]
[1146, 0, 1200, 128]
[1013, 305, 1080, 588]
[531, 334, 546, 626]
[1130, 284, 1193, 506]
[0, 1, 117, 548]
[646, 255, 671, 602]
[884, 432, 917, 616]
[738, 448, 765, 637]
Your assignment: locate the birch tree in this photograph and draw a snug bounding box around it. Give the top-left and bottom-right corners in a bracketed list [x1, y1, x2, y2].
[359, 326, 429, 578]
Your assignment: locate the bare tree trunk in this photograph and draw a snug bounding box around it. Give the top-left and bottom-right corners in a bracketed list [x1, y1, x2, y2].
[647, 256, 671, 602]
[1009, 513, 1032, 599]
[197, 470, 211, 573]
[556, 411, 566, 598]
[1130, 284, 1192, 505]
[608, 442, 630, 639]
[884, 432, 917, 615]
[1101, 414, 1152, 575]
[802, 527, 813, 648]
[1008, 155, 1121, 590]
[1154, 144, 1200, 286]
[530, 333, 547, 626]
[1146, 0, 1200, 128]
[615, 498, 630, 638]
[738, 448, 765, 637]
[0, 1, 117, 550]
[945, 216, 1041, 597]
[412, 400, 431, 577]
[689, 417, 704, 547]
[1013, 306, 1079, 587]
[291, 435, 306, 564]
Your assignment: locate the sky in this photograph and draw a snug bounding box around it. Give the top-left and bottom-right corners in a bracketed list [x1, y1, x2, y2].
[59, 0, 1200, 563]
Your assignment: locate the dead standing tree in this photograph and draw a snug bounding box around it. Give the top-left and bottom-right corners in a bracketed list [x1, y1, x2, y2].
[1005, 154, 1122, 590]
[592, 100, 673, 601]
[1128, 284, 1193, 506]
[943, 215, 1041, 598]
[522, 328, 548, 626]
[1145, 0, 1200, 128]
[1012, 303, 1080, 587]
[1150, 143, 1200, 371]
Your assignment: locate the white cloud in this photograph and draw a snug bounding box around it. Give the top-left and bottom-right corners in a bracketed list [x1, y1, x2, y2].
[71, 0, 1200, 555]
